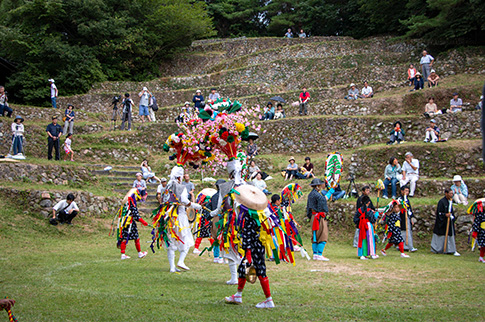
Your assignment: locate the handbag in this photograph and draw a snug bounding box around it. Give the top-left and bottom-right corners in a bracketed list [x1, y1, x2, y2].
[62, 116, 66, 122]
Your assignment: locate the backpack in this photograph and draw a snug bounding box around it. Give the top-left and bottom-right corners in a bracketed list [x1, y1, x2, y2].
[123, 99, 132, 113]
[149, 96, 158, 111]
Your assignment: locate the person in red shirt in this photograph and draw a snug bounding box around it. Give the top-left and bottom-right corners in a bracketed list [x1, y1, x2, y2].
[299, 87, 310, 115]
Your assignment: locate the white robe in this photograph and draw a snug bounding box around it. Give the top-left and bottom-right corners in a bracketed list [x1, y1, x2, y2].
[168, 186, 195, 252]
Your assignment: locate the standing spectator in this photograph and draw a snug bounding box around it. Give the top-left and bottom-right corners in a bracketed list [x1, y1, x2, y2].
[420, 50, 434, 81]
[63, 133, 74, 161]
[423, 97, 443, 118]
[46, 115, 63, 160]
[192, 89, 204, 111]
[449, 92, 463, 113]
[284, 28, 293, 38]
[49, 79, 58, 108]
[253, 173, 270, 194]
[285, 156, 298, 181]
[450, 175, 468, 206]
[51, 193, 79, 225]
[208, 88, 220, 104]
[382, 157, 402, 199]
[247, 138, 258, 158]
[345, 83, 359, 100]
[140, 159, 161, 183]
[0, 86, 13, 117]
[138, 87, 152, 123]
[298, 29, 306, 38]
[407, 64, 417, 86]
[411, 73, 424, 91]
[157, 177, 169, 204]
[121, 93, 134, 131]
[274, 103, 285, 119]
[182, 173, 195, 202]
[400, 152, 419, 197]
[301, 157, 315, 179]
[360, 81, 373, 98]
[63, 104, 75, 135]
[387, 121, 405, 145]
[428, 69, 440, 87]
[133, 173, 147, 201]
[299, 87, 310, 115]
[11, 115, 25, 157]
[261, 102, 274, 120]
[148, 95, 157, 122]
[424, 119, 440, 143]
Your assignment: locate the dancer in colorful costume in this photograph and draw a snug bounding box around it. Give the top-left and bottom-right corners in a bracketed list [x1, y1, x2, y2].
[306, 178, 330, 261]
[208, 179, 227, 264]
[193, 188, 217, 255]
[468, 198, 485, 263]
[280, 183, 306, 255]
[115, 188, 149, 260]
[224, 184, 275, 308]
[398, 186, 418, 252]
[431, 189, 460, 256]
[152, 166, 202, 272]
[354, 195, 379, 260]
[380, 200, 410, 258]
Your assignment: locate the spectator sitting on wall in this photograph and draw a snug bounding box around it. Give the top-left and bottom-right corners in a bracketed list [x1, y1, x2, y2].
[0, 85, 13, 117]
[298, 29, 306, 38]
[410, 73, 424, 91]
[285, 156, 298, 181]
[261, 102, 275, 120]
[192, 89, 204, 111]
[345, 83, 359, 100]
[360, 81, 373, 98]
[247, 138, 258, 158]
[428, 69, 440, 87]
[248, 160, 271, 180]
[387, 121, 405, 145]
[407, 64, 417, 86]
[253, 172, 270, 195]
[476, 95, 483, 110]
[208, 88, 220, 104]
[449, 92, 463, 113]
[284, 28, 293, 38]
[274, 103, 285, 119]
[298, 157, 315, 179]
[424, 97, 445, 118]
[424, 119, 440, 143]
[451, 175, 468, 206]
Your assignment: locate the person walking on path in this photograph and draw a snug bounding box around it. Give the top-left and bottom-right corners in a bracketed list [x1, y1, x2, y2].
[49, 79, 58, 108]
[420, 50, 434, 82]
[46, 115, 63, 160]
[430, 189, 460, 256]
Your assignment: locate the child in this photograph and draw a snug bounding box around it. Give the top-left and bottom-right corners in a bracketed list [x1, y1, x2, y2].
[133, 173, 147, 201]
[118, 189, 148, 260]
[354, 196, 379, 260]
[424, 119, 440, 143]
[471, 209, 485, 263]
[387, 121, 405, 145]
[11, 115, 24, 157]
[274, 103, 285, 119]
[63, 133, 74, 161]
[398, 186, 418, 252]
[381, 200, 410, 258]
[411, 73, 424, 91]
[407, 64, 417, 86]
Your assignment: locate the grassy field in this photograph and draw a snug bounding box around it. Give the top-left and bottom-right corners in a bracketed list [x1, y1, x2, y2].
[0, 199, 483, 322]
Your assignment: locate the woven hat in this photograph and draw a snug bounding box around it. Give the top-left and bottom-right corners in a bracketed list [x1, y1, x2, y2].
[288, 156, 295, 162]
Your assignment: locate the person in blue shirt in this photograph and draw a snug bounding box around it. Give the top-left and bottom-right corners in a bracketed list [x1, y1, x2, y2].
[63, 104, 75, 134]
[192, 89, 204, 111]
[451, 175, 468, 205]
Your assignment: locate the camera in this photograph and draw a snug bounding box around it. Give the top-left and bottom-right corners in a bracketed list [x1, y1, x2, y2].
[112, 95, 121, 105]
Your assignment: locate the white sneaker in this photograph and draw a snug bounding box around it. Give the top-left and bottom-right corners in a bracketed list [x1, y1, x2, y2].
[424, 139, 429, 142]
[225, 294, 242, 304]
[320, 256, 330, 261]
[391, 196, 396, 199]
[430, 140, 437, 144]
[360, 256, 368, 260]
[410, 248, 418, 252]
[226, 279, 238, 285]
[138, 251, 147, 259]
[293, 245, 301, 252]
[193, 248, 201, 254]
[177, 263, 190, 271]
[479, 257, 485, 263]
[371, 255, 379, 259]
[453, 252, 461, 257]
[169, 267, 181, 273]
[213, 258, 220, 263]
[401, 253, 410, 258]
[380, 249, 387, 256]
[313, 255, 319, 261]
[121, 254, 130, 260]
[218, 257, 225, 264]
[382, 195, 389, 199]
[255, 299, 275, 308]
[265, 176, 273, 181]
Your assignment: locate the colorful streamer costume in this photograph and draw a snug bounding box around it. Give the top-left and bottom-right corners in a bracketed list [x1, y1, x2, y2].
[193, 189, 217, 253]
[115, 189, 148, 260]
[468, 199, 485, 262]
[398, 194, 417, 251]
[381, 200, 409, 258]
[354, 205, 379, 259]
[151, 166, 202, 272]
[306, 179, 330, 261]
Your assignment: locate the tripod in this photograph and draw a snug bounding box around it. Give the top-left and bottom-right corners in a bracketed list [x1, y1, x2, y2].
[344, 176, 359, 199]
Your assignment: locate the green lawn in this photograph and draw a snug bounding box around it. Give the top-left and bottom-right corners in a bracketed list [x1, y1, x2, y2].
[0, 199, 483, 321]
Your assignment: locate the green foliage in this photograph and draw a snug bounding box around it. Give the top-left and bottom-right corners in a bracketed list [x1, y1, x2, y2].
[0, 0, 215, 105]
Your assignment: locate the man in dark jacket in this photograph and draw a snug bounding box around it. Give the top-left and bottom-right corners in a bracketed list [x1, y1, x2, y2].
[46, 115, 63, 160]
[431, 189, 460, 256]
[306, 178, 329, 261]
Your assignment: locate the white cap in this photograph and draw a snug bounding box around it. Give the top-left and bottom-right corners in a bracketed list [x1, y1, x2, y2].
[350, 83, 356, 87]
[135, 172, 142, 177]
[452, 175, 462, 182]
[48, 79, 55, 83]
[161, 177, 167, 182]
[430, 69, 435, 73]
[143, 87, 148, 91]
[196, 89, 201, 93]
[405, 152, 413, 157]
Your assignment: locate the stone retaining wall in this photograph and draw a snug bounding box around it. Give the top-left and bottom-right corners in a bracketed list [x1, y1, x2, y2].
[0, 163, 93, 185]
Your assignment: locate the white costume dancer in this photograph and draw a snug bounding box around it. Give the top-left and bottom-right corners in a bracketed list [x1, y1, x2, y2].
[166, 166, 201, 272]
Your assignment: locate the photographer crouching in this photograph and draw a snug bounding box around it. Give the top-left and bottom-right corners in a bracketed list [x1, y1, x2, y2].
[50, 193, 80, 225]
